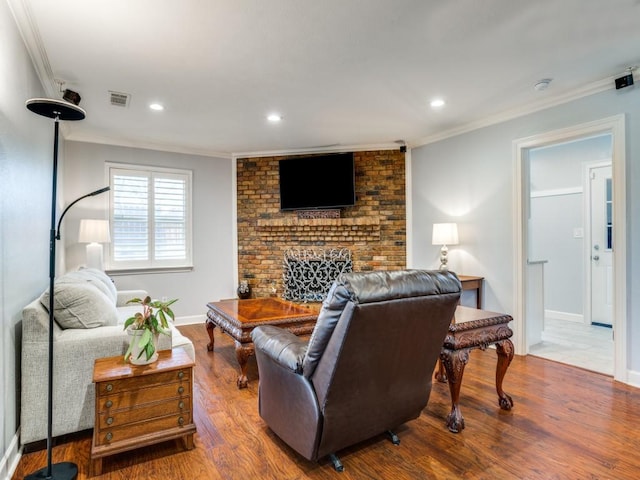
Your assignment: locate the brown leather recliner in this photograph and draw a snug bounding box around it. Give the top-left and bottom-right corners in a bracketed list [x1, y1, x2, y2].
[251, 269, 461, 471]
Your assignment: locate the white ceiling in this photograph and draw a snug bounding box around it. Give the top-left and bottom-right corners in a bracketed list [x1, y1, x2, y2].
[10, 0, 640, 157]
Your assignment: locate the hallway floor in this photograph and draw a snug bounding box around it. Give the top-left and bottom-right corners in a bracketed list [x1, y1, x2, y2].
[528, 317, 614, 376]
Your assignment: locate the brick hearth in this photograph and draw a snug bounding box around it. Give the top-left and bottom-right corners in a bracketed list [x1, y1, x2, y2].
[236, 150, 406, 298]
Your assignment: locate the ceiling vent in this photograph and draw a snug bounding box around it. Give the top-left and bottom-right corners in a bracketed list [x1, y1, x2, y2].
[109, 91, 130, 107]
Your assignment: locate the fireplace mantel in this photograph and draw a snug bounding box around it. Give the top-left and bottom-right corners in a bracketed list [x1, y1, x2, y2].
[256, 217, 380, 228]
[256, 217, 381, 243]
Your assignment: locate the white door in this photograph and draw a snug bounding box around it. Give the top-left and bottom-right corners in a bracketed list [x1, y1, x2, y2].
[589, 164, 613, 326]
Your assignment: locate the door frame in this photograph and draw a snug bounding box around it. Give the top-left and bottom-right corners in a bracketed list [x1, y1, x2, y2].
[583, 159, 613, 327]
[513, 114, 627, 382]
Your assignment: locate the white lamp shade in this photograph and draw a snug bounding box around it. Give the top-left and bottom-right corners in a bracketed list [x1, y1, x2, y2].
[78, 219, 111, 243]
[432, 223, 459, 246]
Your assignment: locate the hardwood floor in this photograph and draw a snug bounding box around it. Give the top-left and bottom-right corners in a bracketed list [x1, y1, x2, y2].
[13, 323, 640, 479]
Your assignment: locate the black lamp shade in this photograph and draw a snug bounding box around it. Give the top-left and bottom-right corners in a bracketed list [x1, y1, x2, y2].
[25, 98, 86, 121]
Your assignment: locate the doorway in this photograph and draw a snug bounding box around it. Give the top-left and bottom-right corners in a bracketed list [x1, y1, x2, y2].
[513, 115, 627, 382]
[526, 136, 613, 374]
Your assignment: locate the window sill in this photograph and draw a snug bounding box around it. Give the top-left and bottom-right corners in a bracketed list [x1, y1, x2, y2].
[106, 266, 194, 276]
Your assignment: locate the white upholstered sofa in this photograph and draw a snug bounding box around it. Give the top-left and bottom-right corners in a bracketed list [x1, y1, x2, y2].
[20, 268, 195, 445]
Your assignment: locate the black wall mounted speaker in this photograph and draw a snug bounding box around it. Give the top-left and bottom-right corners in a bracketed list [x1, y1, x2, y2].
[615, 73, 634, 90]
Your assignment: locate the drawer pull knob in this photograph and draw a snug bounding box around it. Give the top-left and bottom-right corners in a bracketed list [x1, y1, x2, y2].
[105, 432, 113, 442]
[106, 417, 114, 425]
[179, 401, 185, 409]
[105, 400, 113, 408]
[178, 386, 184, 394]
[105, 384, 113, 392]
[178, 371, 185, 379]
[178, 416, 185, 426]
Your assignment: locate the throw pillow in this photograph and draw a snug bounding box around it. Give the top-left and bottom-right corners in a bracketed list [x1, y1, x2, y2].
[40, 282, 119, 329]
[59, 268, 117, 305]
[80, 267, 117, 303]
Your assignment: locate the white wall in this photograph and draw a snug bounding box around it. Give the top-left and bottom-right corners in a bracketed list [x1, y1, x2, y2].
[62, 141, 236, 322]
[410, 85, 640, 374]
[529, 135, 611, 190]
[1, 0, 51, 473]
[411, 126, 516, 312]
[528, 135, 612, 315]
[530, 194, 583, 313]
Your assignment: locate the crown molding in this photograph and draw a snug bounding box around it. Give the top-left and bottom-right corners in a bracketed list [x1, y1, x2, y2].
[66, 135, 399, 161]
[233, 142, 401, 159]
[8, 0, 57, 98]
[10, 0, 79, 140]
[66, 133, 233, 159]
[408, 76, 615, 149]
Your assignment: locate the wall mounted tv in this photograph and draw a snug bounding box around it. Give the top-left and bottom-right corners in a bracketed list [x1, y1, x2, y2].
[279, 152, 356, 210]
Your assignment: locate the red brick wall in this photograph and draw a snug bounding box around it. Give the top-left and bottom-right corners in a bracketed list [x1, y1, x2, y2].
[236, 150, 406, 298]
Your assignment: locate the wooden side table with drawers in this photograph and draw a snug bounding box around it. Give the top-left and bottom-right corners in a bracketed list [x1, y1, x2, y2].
[90, 348, 196, 476]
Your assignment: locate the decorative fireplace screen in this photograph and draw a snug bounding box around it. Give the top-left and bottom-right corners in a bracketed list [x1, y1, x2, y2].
[283, 249, 352, 302]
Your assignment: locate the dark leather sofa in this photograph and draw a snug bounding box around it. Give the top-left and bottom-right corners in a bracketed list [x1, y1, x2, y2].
[251, 269, 461, 471]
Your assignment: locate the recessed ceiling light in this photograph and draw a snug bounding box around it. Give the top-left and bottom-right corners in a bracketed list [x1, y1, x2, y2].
[430, 99, 445, 108]
[149, 103, 164, 111]
[267, 113, 282, 122]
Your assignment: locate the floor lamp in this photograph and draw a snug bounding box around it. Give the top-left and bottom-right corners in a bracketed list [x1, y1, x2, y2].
[25, 94, 109, 480]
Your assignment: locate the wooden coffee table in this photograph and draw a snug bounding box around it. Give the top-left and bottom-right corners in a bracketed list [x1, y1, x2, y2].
[438, 306, 515, 433]
[206, 297, 319, 388]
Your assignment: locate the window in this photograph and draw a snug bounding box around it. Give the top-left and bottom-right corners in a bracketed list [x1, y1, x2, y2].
[106, 163, 192, 271]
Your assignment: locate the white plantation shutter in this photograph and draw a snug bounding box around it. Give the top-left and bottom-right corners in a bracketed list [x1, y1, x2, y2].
[112, 172, 149, 262]
[107, 164, 192, 270]
[154, 175, 187, 260]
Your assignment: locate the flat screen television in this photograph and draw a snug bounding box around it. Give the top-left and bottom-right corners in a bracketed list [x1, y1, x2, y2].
[279, 152, 356, 210]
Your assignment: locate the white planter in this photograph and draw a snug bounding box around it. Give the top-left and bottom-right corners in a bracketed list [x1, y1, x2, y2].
[127, 328, 159, 365]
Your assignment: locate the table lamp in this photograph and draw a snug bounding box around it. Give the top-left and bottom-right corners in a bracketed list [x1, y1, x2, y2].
[432, 223, 459, 271]
[79, 219, 111, 270]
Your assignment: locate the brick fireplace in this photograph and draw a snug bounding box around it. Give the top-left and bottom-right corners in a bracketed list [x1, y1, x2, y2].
[236, 149, 406, 298]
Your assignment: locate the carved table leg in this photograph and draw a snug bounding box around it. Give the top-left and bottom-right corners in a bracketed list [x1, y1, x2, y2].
[434, 359, 447, 383]
[206, 320, 215, 351]
[495, 339, 515, 410]
[440, 348, 470, 433]
[435, 315, 455, 383]
[235, 342, 252, 389]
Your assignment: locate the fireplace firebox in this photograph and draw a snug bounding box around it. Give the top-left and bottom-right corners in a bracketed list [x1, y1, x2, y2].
[283, 249, 352, 302]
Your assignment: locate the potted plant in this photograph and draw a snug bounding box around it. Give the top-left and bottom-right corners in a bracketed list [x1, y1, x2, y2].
[123, 296, 177, 365]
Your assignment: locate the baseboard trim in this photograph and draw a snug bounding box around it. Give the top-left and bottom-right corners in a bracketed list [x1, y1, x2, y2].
[627, 369, 640, 389]
[174, 314, 206, 326]
[544, 309, 584, 323]
[0, 428, 22, 480]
